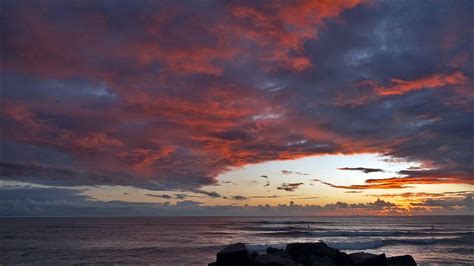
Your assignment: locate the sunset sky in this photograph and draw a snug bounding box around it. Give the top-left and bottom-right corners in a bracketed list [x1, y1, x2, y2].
[1, 0, 472, 216]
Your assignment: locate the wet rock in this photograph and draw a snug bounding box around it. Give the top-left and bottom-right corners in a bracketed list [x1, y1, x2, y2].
[210, 242, 416, 266]
[216, 243, 251, 266]
[251, 251, 260, 261]
[349, 252, 387, 266]
[267, 247, 293, 260]
[308, 256, 336, 266]
[387, 255, 417, 266]
[332, 251, 352, 266]
[253, 254, 297, 266]
[267, 247, 285, 255]
[286, 242, 339, 263]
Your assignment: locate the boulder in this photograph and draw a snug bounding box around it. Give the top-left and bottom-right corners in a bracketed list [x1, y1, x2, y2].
[209, 242, 417, 266]
[216, 243, 251, 266]
[387, 255, 416, 266]
[267, 247, 293, 260]
[349, 252, 387, 266]
[309, 256, 336, 266]
[267, 247, 285, 255]
[332, 251, 352, 266]
[251, 251, 259, 261]
[286, 242, 340, 263]
[253, 254, 297, 266]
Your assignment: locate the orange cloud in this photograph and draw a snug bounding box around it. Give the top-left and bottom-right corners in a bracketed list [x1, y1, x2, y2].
[322, 175, 474, 190]
[221, 0, 364, 71]
[2, 102, 41, 129]
[375, 71, 468, 95]
[1, 0, 472, 195]
[366, 176, 474, 186]
[68, 133, 124, 151]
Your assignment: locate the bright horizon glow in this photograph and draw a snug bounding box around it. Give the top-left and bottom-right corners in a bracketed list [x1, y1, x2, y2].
[71, 153, 473, 215]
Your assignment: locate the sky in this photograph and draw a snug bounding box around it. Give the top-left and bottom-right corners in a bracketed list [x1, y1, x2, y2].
[0, 0, 473, 216]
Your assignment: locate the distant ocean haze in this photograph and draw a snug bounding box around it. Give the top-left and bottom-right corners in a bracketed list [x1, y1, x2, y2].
[0, 216, 472, 265]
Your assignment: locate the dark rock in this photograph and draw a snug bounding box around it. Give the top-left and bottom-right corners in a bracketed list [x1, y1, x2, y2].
[267, 247, 285, 255]
[267, 247, 293, 260]
[251, 251, 259, 261]
[210, 242, 416, 266]
[253, 254, 297, 266]
[216, 243, 251, 266]
[309, 256, 336, 266]
[332, 251, 352, 266]
[286, 242, 339, 263]
[349, 252, 387, 266]
[387, 255, 416, 266]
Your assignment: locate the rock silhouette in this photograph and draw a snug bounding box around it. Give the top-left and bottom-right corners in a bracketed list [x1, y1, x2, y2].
[209, 242, 416, 266]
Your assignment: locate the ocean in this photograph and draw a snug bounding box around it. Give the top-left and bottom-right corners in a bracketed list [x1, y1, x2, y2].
[1, 216, 472, 265]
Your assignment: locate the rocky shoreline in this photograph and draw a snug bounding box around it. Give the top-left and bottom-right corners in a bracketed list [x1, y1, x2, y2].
[209, 242, 416, 266]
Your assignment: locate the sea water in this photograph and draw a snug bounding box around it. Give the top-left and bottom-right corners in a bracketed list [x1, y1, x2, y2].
[1, 216, 472, 265]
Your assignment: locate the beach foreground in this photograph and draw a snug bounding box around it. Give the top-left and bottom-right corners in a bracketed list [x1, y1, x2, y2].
[209, 242, 416, 266]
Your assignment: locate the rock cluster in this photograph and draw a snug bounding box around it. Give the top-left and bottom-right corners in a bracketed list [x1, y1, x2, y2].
[209, 242, 416, 266]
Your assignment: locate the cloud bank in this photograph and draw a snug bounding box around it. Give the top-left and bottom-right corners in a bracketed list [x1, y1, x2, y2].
[0, 0, 472, 197]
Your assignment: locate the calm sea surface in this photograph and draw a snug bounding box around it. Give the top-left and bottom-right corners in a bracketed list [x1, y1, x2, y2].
[1, 216, 472, 265]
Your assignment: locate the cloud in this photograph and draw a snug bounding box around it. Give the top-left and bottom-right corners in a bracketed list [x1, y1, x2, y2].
[191, 190, 222, 198]
[320, 180, 407, 190]
[277, 183, 304, 192]
[264, 180, 271, 187]
[295, 196, 320, 200]
[0, 0, 472, 199]
[174, 194, 189, 200]
[374, 72, 468, 96]
[3, 186, 471, 216]
[175, 200, 203, 207]
[337, 167, 384, 174]
[145, 194, 172, 199]
[231, 195, 248, 201]
[249, 195, 288, 199]
[319, 173, 474, 190]
[410, 195, 472, 209]
[0, 186, 411, 216]
[281, 170, 309, 175]
[368, 191, 473, 198]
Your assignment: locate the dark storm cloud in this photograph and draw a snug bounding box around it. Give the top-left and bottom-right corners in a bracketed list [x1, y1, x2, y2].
[0, 186, 90, 202]
[0, 0, 472, 198]
[338, 167, 384, 174]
